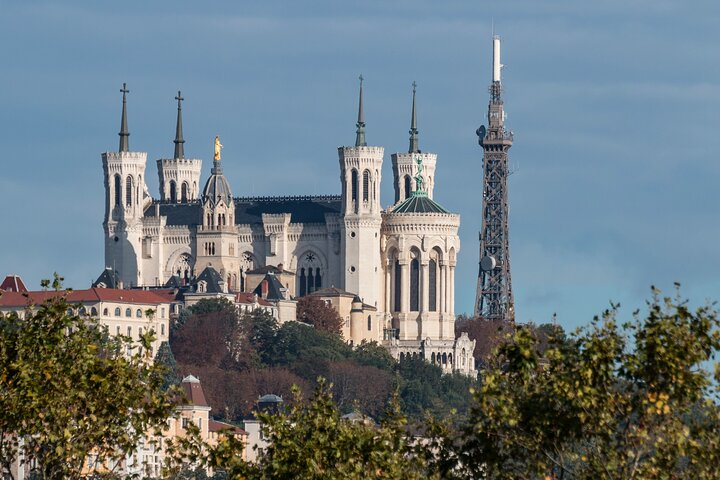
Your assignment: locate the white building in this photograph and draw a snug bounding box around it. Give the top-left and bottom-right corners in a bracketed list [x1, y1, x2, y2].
[102, 81, 474, 374]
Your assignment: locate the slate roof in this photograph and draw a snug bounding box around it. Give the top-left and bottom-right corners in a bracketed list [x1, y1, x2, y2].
[93, 268, 119, 289]
[145, 195, 341, 226]
[192, 267, 225, 294]
[252, 273, 288, 301]
[390, 192, 450, 214]
[245, 265, 295, 275]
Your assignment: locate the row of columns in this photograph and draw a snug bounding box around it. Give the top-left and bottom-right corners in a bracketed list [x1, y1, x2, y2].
[384, 258, 455, 315]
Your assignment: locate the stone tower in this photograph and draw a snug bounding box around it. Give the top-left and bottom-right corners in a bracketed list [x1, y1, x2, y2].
[102, 83, 149, 287]
[194, 137, 238, 291]
[157, 91, 202, 203]
[391, 82, 437, 203]
[339, 76, 384, 308]
[475, 35, 514, 321]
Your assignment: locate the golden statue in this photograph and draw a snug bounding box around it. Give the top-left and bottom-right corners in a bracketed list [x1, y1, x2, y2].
[214, 135, 223, 161]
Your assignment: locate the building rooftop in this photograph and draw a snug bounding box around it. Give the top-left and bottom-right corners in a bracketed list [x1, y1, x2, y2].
[390, 191, 450, 214]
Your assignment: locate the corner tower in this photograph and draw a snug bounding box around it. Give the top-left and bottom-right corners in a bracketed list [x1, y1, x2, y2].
[157, 91, 202, 202]
[102, 83, 149, 287]
[338, 76, 384, 308]
[391, 82, 437, 204]
[475, 36, 514, 321]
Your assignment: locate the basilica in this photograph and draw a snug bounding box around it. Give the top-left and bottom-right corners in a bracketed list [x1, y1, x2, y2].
[102, 80, 475, 375]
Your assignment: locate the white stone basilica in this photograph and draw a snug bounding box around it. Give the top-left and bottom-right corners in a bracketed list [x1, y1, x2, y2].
[102, 81, 475, 375]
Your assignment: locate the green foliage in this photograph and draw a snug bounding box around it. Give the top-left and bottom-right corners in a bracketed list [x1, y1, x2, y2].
[0, 293, 176, 479]
[352, 340, 396, 371]
[450, 287, 720, 479]
[240, 379, 434, 479]
[190, 297, 237, 315]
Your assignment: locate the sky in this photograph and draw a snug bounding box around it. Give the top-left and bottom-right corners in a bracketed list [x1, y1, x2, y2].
[1, 0, 719, 331]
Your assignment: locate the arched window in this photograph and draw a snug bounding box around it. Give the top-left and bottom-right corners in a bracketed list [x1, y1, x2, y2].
[299, 268, 307, 297]
[79, 307, 86, 316]
[114, 307, 121, 316]
[393, 258, 401, 312]
[136, 309, 142, 318]
[404, 175, 411, 200]
[91, 307, 98, 316]
[410, 257, 419, 311]
[362, 170, 370, 202]
[103, 308, 108, 316]
[127, 326, 132, 337]
[296, 252, 323, 297]
[169, 180, 177, 203]
[125, 308, 131, 317]
[367, 315, 372, 331]
[315, 268, 322, 290]
[114, 175, 121, 207]
[351, 170, 358, 204]
[181, 182, 188, 203]
[429, 259, 437, 312]
[125, 176, 133, 206]
[431, 352, 436, 363]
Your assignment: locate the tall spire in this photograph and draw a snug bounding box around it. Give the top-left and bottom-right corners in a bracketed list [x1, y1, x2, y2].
[174, 91, 185, 159]
[118, 83, 130, 152]
[409, 81, 419, 153]
[355, 74, 367, 147]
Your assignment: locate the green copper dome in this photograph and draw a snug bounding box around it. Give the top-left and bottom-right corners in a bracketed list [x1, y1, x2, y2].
[390, 191, 450, 214]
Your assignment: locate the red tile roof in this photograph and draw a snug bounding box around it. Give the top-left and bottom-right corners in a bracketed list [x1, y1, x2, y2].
[209, 419, 247, 436]
[181, 375, 209, 407]
[0, 288, 175, 308]
[0, 275, 28, 293]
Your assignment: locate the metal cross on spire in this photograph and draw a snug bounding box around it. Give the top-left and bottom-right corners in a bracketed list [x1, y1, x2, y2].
[409, 81, 420, 153]
[355, 74, 367, 147]
[118, 82, 130, 152]
[173, 90, 185, 159]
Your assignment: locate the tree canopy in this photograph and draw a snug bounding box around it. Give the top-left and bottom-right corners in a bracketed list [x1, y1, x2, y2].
[0, 293, 176, 479]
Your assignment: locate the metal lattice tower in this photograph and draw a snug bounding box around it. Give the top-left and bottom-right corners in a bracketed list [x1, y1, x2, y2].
[475, 35, 514, 321]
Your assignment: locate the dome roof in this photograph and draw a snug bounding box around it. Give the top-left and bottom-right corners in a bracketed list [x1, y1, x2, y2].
[390, 191, 449, 214]
[202, 160, 233, 205]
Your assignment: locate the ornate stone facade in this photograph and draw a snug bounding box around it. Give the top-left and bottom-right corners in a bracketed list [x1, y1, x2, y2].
[101, 82, 475, 375]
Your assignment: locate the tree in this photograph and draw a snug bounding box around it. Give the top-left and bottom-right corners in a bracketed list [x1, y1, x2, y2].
[352, 340, 396, 371]
[154, 340, 181, 391]
[0, 293, 176, 479]
[455, 314, 512, 367]
[449, 288, 720, 480]
[296, 296, 343, 334]
[217, 379, 435, 479]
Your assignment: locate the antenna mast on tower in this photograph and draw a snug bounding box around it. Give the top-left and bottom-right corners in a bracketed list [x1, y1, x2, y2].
[475, 35, 515, 322]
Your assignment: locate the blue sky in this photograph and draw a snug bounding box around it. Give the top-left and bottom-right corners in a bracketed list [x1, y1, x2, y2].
[1, 0, 719, 330]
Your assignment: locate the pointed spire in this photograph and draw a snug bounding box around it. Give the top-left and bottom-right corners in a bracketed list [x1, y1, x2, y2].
[355, 74, 367, 147]
[174, 91, 185, 159]
[409, 81, 420, 153]
[118, 83, 130, 152]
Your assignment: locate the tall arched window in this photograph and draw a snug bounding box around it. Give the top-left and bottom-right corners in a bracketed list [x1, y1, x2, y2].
[351, 170, 358, 204]
[299, 268, 307, 297]
[362, 170, 370, 202]
[367, 315, 372, 331]
[404, 175, 411, 200]
[429, 258, 437, 311]
[297, 252, 323, 296]
[114, 175, 121, 207]
[169, 180, 177, 203]
[393, 258, 401, 312]
[181, 182, 188, 203]
[410, 257, 419, 311]
[125, 176, 133, 206]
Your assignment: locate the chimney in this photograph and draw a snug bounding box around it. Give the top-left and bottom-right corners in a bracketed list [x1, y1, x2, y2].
[261, 279, 269, 299]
